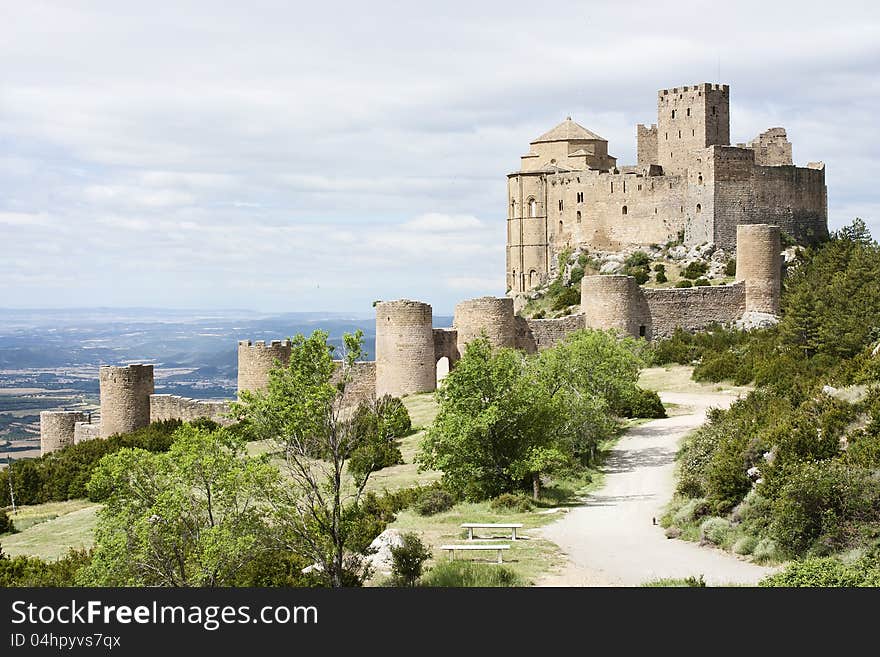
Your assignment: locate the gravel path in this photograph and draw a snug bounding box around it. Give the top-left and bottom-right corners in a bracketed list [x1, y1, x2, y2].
[537, 391, 777, 586]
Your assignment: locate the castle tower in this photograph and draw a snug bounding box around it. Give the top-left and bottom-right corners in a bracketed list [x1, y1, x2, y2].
[375, 300, 436, 398]
[657, 83, 729, 175]
[40, 410, 86, 455]
[736, 224, 782, 315]
[237, 340, 293, 396]
[453, 296, 517, 355]
[581, 275, 651, 338]
[99, 364, 154, 438]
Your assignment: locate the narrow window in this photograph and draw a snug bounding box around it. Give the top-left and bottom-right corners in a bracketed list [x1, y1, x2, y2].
[686, 108, 691, 117]
[698, 174, 703, 184]
[529, 198, 537, 217]
[576, 210, 582, 223]
[678, 130, 682, 139]
[611, 182, 614, 193]
[639, 325, 646, 337]
[558, 199, 563, 211]
[669, 182, 673, 189]
[665, 132, 668, 140]
[672, 109, 676, 119]
[623, 181, 626, 193]
[680, 206, 684, 213]
[654, 207, 658, 214]
[692, 129, 695, 137]
[712, 106, 717, 116]
[622, 205, 628, 215]
[696, 203, 702, 213]
[558, 220, 563, 234]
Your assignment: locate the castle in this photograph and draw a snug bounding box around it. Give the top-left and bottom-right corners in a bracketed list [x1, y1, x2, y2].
[38, 81, 828, 456]
[506, 83, 827, 294]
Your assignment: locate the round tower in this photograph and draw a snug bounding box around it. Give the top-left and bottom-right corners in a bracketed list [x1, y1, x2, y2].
[237, 340, 293, 397]
[40, 410, 86, 455]
[453, 296, 517, 355]
[736, 224, 782, 314]
[581, 275, 649, 338]
[99, 364, 154, 438]
[375, 300, 435, 398]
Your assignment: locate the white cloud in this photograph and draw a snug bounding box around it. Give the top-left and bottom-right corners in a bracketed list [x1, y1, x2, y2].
[0, 1, 876, 311]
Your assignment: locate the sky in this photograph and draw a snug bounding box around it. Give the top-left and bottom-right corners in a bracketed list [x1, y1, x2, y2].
[1, 1, 878, 314]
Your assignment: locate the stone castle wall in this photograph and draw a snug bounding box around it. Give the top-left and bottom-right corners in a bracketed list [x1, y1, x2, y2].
[736, 224, 782, 314]
[99, 364, 154, 438]
[74, 421, 101, 444]
[657, 83, 730, 176]
[637, 124, 658, 166]
[40, 411, 86, 455]
[737, 127, 792, 166]
[237, 339, 293, 396]
[453, 296, 517, 354]
[642, 282, 746, 339]
[149, 394, 232, 425]
[518, 314, 585, 352]
[332, 361, 376, 407]
[433, 327, 459, 364]
[375, 300, 436, 397]
[581, 275, 652, 338]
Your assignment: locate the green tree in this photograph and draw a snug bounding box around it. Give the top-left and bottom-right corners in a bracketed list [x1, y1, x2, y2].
[232, 330, 388, 587]
[390, 532, 432, 587]
[80, 424, 278, 586]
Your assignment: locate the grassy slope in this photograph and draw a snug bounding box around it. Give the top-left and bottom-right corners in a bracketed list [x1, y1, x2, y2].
[1, 503, 99, 560]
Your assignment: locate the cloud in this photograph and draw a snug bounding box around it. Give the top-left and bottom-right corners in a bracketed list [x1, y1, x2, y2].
[0, 1, 876, 311]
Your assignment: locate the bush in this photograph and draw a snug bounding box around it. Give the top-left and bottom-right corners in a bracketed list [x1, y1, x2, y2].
[490, 493, 534, 513]
[674, 280, 693, 288]
[671, 498, 710, 525]
[653, 263, 666, 273]
[0, 548, 91, 587]
[682, 261, 709, 279]
[415, 488, 455, 516]
[0, 509, 14, 534]
[642, 575, 706, 587]
[552, 286, 581, 310]
[390, 533, 432, 586]
[724, 258, 736, 276]
[618, 387, 667, 419]
[752, 538, 781, 563]
[694, 278, 710, 287]
[420, 561, 522, 587]
[655, 271, 668, 284]
[759, 556, 873, 587]
[0, 420, 182, 507]
[733, 535, 758, 555]
[700, 517, 731, 545]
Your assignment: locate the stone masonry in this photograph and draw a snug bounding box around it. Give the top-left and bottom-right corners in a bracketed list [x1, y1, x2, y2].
[507, 82, 827, 294]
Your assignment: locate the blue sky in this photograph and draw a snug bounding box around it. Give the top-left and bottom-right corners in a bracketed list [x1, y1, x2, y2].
[1, 0, 877, 314]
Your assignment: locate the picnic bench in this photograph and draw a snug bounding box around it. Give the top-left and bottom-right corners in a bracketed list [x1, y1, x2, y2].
[440, 544, 511, 564]
[461, 523, 523, 541]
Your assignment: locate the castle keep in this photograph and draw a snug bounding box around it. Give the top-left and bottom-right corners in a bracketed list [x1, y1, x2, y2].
[39, 81, 827, 456]
[507, 83, 827, 294]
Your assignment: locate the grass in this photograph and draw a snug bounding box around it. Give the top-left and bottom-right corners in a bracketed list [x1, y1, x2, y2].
[2, 503, 100, 560]
[638, 365, 752, 396]
[641, 575, 706, 587]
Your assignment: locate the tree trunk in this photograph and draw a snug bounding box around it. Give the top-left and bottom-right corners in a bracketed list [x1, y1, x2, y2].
[532, 472, 541, 501]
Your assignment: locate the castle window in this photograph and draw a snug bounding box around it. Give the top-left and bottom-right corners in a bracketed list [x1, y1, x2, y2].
[611, 182, 614, 193]
[712, 106, 717, 116]
[639, 325, 646, 337]
[558, 199, 563, 211]
[698, 174, 703, 184]
[576, 191, 584, 203]
[654, 207, 658, 214]
[669, 182, 673, 189]
[696, 203, 702, 213]
[680, 206, 684, 213]
[623, 181, 626, 193]
[559, 220, 564, 233]
[692, 129, 695, 137]
[529, 270, 539, 288]
[665, 132, 668, 140]
[671, 109, 676, 119]
[687, 108, 691, 117]
[576, 211, 581, 223]
[638, 184, 642, 191]
[529, 198, 537, 217]
[622, 205, 628, 215]
[678, 130, 682, 139]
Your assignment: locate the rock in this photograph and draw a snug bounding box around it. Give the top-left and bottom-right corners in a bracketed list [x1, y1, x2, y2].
[362, 528, 405, 575]
[665, 527, 682, 539]
[697, 242, 716, 256]
[669, 245, 687, 260]
[822, 385, 838, 396]
[603, 253, 625, 263]
[735, 311, 779, 331]
[873, 342, 880, 357]
[600, 261, 621, 274]
[746, 466, 761, 479]
[711, 248, 727, 262]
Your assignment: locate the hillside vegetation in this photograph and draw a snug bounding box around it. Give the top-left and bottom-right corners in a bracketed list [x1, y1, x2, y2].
[653, 220, 880, 585]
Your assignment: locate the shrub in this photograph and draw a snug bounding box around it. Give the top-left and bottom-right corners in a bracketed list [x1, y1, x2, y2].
[532, 310, 546, 319]
[420, 561, 522, 587]
[733, 535, 758, 555]
[625, 251, 651, 268]
[390, 533, 432, 586]
[694, 278, 710, 287]
[415, 488, 455, 516]
[642, 575, 706, 587]
[618, 387, 667, 419]
[569, 266, 585, 287]
[682, 261, 709, 279]
[672, 498, 710, 525]
[0, 548, 91, 587]
[752, 538, 781, 563]
[655, 271, 668, 284]
[759, 556, 867, 587]
[490, 493, 534, 513]
[653, 263, 666, 273]
[0, 509, 14, 534]
[552, 285, 581, 310]
[700, 517, 731, 545]
[724, 258, 737, 276]
[674, 280, 693, 288]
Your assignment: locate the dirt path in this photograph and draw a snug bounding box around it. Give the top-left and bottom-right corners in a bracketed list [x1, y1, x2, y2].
[537, 390, 777, 586]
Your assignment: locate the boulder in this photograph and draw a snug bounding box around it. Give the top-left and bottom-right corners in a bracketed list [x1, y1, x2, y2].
[362, 528, 405, 575]
[711, 248, 727, 263]
[736, 311, 779, 331]
[600, 261, 622, 274]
